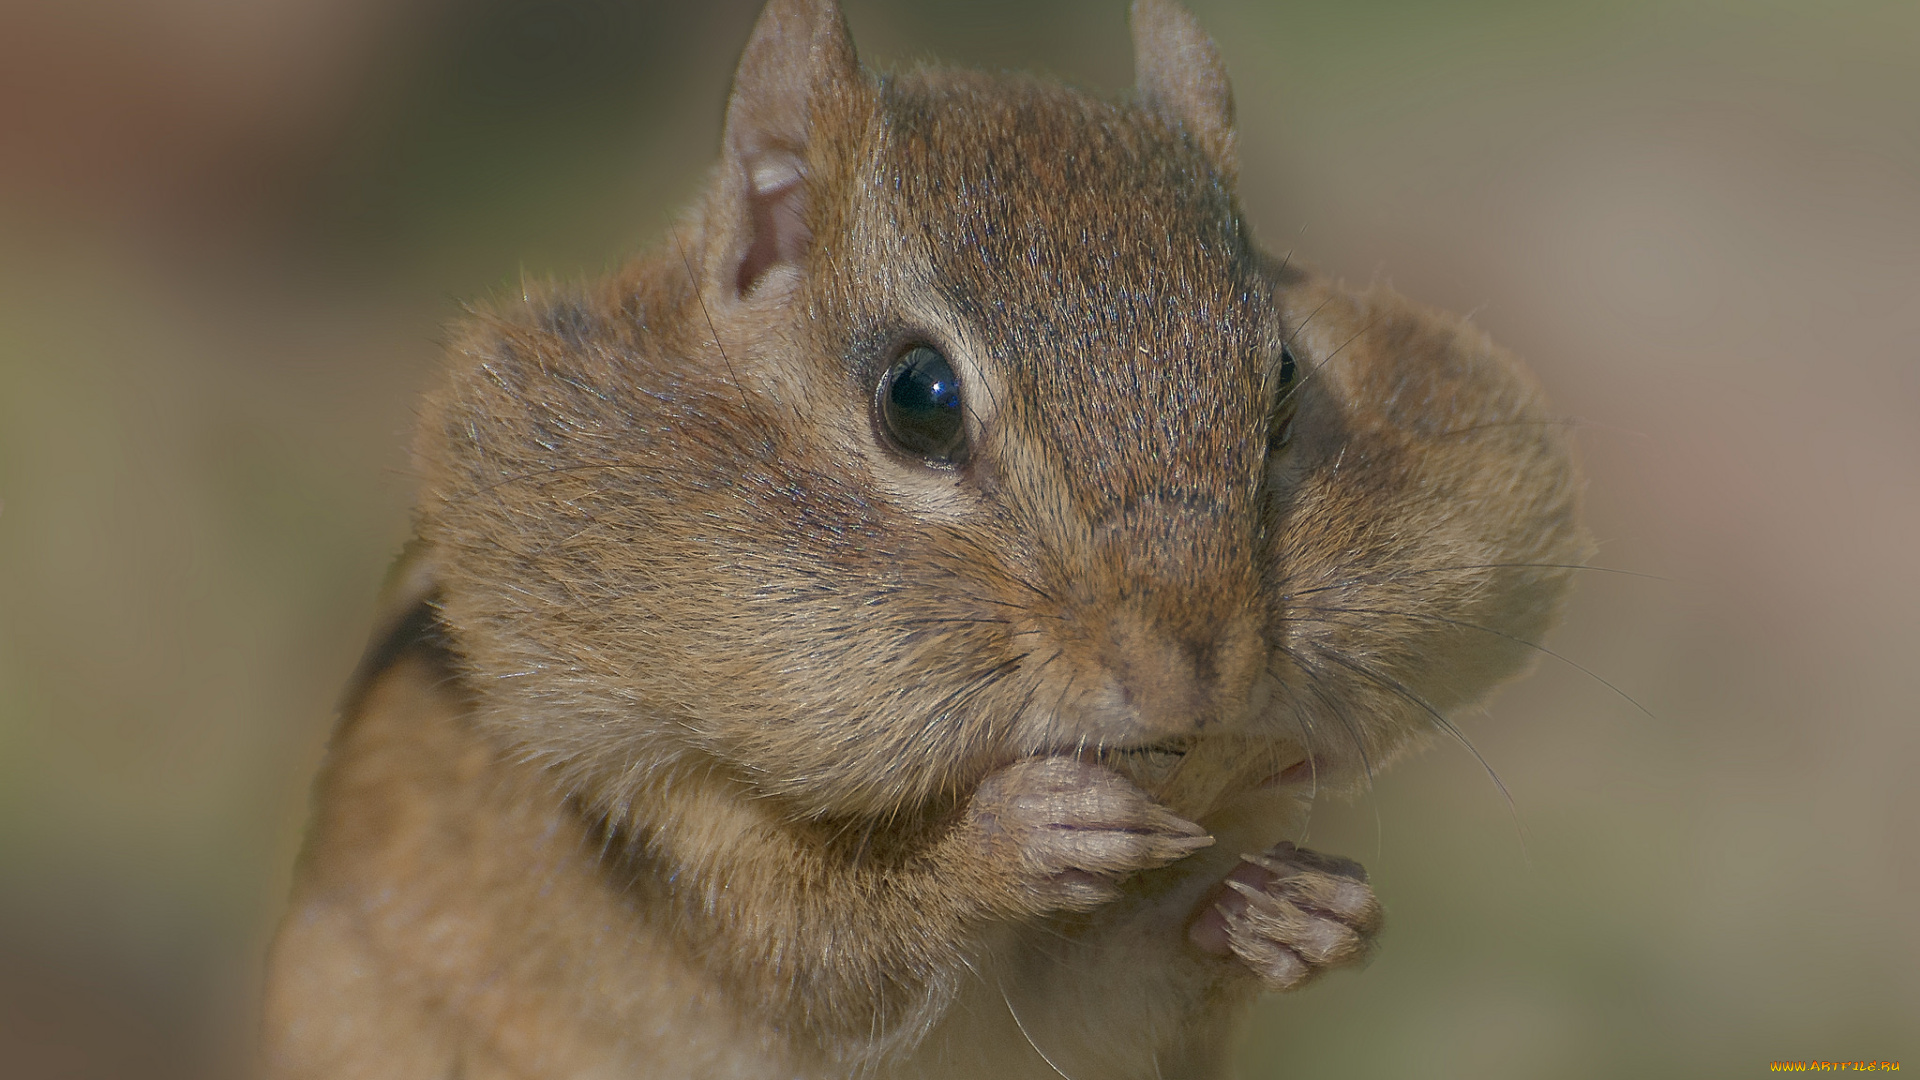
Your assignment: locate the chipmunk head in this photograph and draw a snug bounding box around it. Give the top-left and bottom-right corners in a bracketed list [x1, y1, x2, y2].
[418, 0, 1586, 825]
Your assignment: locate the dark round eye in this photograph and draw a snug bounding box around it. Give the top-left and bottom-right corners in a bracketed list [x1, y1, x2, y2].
[1270, 344, 1301, 453]
[878, 344, 966, 463]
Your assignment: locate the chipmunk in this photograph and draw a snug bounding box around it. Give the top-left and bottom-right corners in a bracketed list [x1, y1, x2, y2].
[262, 1, 1587, 1076]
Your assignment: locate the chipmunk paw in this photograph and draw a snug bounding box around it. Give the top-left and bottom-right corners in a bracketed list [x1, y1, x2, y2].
[969, 757, 1213, 913]
[1187, 841, 1382, 991]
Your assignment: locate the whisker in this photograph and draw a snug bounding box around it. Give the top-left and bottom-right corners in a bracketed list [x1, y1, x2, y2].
[912, 654, 1028, 761]
[995, 567, 1062, 608]
[1037, 672, 1080, 757]
[1292, 603, 1656, 721]
[1283, 296, 1333, 356]
[959, 346, 1000, 434]
[1288, 699, 1324, 828]
[999, 975, 1077, 1080]
[1277, 647, 1385, 857]
[671, 229, 781, 448]
[1308, 646, 1528, 860]
[944, 587, 1065, 618]
[1000, 668, 1055, 797]
[942, 654, 1028, 711]
[1274, 644, 1375, 794]
[1282, 562, 1665, 601]
[860, 653, 1032, 815]
[1273, 220, 1307, 282]
[1278, 310, 1381, 410]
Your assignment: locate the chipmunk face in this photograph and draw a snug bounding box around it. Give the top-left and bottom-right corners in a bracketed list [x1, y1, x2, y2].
[827, 72, 1285, 751]
[418, 0, 1584, 827]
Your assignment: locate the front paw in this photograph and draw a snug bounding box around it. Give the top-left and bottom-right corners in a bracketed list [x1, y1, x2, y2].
[968, 757, 1213, 913]
[1187, 841, 1382, 991]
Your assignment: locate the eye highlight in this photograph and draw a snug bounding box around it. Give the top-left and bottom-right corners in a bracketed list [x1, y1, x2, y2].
[877, 344, 966, 464]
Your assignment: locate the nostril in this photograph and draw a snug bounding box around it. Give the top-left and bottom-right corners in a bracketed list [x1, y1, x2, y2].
[1084, 606, 1266, 740]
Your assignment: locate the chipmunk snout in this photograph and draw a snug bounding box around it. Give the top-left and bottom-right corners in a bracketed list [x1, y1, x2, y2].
[1079, 604, 1266, 742]
[1039, 501, 1269, 744]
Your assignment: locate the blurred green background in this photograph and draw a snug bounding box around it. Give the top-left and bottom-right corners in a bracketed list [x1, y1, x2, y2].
[0, 0, 1914, 1076]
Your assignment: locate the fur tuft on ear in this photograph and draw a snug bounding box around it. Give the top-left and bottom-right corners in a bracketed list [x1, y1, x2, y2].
[1130, 0, 1236, 183]
[718, 0, 860, 297]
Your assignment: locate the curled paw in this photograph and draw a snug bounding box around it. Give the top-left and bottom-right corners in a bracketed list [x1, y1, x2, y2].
[969, 757, 1213, 912]
[1187, 841, 1382, 991]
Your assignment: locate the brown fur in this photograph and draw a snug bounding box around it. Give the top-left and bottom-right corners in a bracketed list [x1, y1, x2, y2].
[264, 1, 1588, 1076]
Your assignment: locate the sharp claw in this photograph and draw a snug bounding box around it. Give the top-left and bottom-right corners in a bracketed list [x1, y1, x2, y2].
[1223, 878, 1262, 900]
[1223, 877, 1288, 914]
[1241, 851, 1297, 877]
[1214, 901, 1255, 938]
[1158, 813, 1210, 838]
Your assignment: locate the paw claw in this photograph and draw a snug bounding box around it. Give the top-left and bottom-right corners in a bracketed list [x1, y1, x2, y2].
[970, 757, 1211, 913]
[1192, 840, 1383, 992]
[1221, 877, 1282, 915]
[1240, 851, 1292, 877]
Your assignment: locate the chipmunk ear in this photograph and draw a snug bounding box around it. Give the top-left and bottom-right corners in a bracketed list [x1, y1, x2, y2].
[717, 0, 860, 297]
[1130, 0, 1236, 183]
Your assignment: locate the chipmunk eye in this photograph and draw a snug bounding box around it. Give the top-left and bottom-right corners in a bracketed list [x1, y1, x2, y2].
[877, 345, 966, 464]
[1270, 344, 1301, 453]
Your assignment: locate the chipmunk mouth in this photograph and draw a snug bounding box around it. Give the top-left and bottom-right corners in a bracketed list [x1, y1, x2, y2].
[1089, 740, 1194, 790]
[1105, 739, 1194, 761]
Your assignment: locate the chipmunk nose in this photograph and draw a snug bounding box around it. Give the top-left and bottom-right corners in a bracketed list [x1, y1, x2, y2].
[1084, 603, 1267, 742]
[1065, 498, 1269, 742]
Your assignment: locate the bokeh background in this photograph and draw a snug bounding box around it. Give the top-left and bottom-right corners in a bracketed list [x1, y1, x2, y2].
[1, 0, 1914, 1076]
